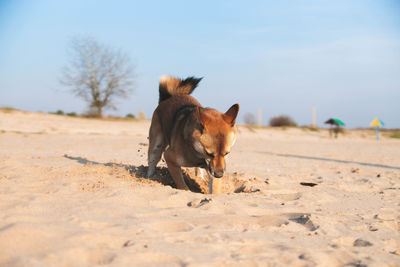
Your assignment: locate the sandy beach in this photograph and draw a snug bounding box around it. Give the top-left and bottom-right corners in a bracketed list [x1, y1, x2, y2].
[0, 109, 399, 266]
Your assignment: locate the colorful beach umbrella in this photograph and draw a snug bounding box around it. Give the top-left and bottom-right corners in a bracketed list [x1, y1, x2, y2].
[370, 118, 384, 127]
[325, 118, 345, 126]
[370, 118, 384, 140]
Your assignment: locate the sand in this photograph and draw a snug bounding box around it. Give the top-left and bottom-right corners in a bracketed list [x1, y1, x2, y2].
[0, 109, 399, 266]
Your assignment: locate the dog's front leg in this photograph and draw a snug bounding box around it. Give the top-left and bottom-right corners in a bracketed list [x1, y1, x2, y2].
[195, 167, 205, 180]
[208, 172, 222, 194]
[164, 149, 190, 190]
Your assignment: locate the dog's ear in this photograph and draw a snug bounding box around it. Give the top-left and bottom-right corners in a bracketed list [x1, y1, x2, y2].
[223, 104, 239, 126]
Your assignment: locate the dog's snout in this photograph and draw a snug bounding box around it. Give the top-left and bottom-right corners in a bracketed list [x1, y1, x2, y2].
[208, 156, 225, 178]
[213, 170, 224, 178]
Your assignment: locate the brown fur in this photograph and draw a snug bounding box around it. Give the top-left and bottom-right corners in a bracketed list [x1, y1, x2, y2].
[147, 76, 239, 191]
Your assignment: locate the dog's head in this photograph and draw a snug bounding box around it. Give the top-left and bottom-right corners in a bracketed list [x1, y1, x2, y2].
[192, 104, 239, 178]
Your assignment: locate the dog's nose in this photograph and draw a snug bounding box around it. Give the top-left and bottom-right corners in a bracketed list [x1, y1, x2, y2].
[213, 170, 224, 178]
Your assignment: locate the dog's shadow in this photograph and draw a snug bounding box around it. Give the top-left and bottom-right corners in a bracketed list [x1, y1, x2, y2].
[63, 154, 204, 193]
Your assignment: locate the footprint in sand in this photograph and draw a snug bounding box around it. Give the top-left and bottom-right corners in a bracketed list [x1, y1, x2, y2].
[63, 248, 115, 265]
[87, 249, 116, 265]
[353, 238, 373, 247]
[128, 252, 183, 265]
[285, 213, 319, 231]
[148, 221, 193, 233]
[187, 198, 212, 208]
[374, 213, 400, 231]
[271, 192, 302, 201]
[79, 220, 111, 229]
[252, 215, 289, 228]
[384, 239, 400, 255]
[67, 233, 132, 251]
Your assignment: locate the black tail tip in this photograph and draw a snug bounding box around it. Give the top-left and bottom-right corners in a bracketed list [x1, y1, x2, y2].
[181, 76, 203, 88]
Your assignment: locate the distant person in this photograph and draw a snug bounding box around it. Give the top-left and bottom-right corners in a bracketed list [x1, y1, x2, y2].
[333, 126, 339, 138]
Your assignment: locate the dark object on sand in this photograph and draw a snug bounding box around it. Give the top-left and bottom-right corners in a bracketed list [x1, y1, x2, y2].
[353, 238, 373, 247]
[300, 182, 318, 187]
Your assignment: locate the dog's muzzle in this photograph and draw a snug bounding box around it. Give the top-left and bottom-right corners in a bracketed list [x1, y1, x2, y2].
[212, 170, 224, 178]
[207, 161, 224, 178]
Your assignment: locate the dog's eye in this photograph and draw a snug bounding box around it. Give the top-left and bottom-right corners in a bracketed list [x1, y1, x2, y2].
[205, 151, 215, 158]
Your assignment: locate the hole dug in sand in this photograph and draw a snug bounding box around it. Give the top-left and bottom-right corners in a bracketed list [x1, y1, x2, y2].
[133, 166, 267, 194]
[63, 155, 266, 194]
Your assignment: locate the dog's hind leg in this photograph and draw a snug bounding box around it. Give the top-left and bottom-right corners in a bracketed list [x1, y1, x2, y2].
[164, 149, 189, 190]
[147, 113, 166, 178]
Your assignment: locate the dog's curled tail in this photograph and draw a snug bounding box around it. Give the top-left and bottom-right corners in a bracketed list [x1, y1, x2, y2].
[159, 75, 202, 103]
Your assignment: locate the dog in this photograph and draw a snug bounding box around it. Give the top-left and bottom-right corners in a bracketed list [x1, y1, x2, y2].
[147, 75, 239, 192]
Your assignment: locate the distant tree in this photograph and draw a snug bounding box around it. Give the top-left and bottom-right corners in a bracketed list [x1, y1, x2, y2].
[66, 112, 77, 117]
[125, 113, 136, 119]
[244, 112, 256, 125]
[60, 37, 135, 117]
[269, 115, 297, 127]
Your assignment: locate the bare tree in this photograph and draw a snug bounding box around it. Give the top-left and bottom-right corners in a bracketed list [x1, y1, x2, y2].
[244, 112, 256, 125]
[60, 37, 135, 117]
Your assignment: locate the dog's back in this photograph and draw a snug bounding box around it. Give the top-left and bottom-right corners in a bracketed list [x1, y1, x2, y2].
[155, 76, 202, 143]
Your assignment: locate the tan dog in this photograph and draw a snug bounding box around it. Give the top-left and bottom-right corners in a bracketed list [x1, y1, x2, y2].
[147, 76, 239, 192]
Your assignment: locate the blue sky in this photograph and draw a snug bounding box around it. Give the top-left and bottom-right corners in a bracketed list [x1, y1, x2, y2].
[0, 0, 399, 128]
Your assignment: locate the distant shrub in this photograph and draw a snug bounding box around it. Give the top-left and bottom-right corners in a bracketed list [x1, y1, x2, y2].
[56, 110, 64, 115]
[0, 107, 17, 113]
[244, 112, 256, 125]
[300, 126, 319, 132]
[66, 112, 77, 117]
[390, 131, 400, 139]
[125, 113, 136, 119]
[269, 115, 297, 127]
